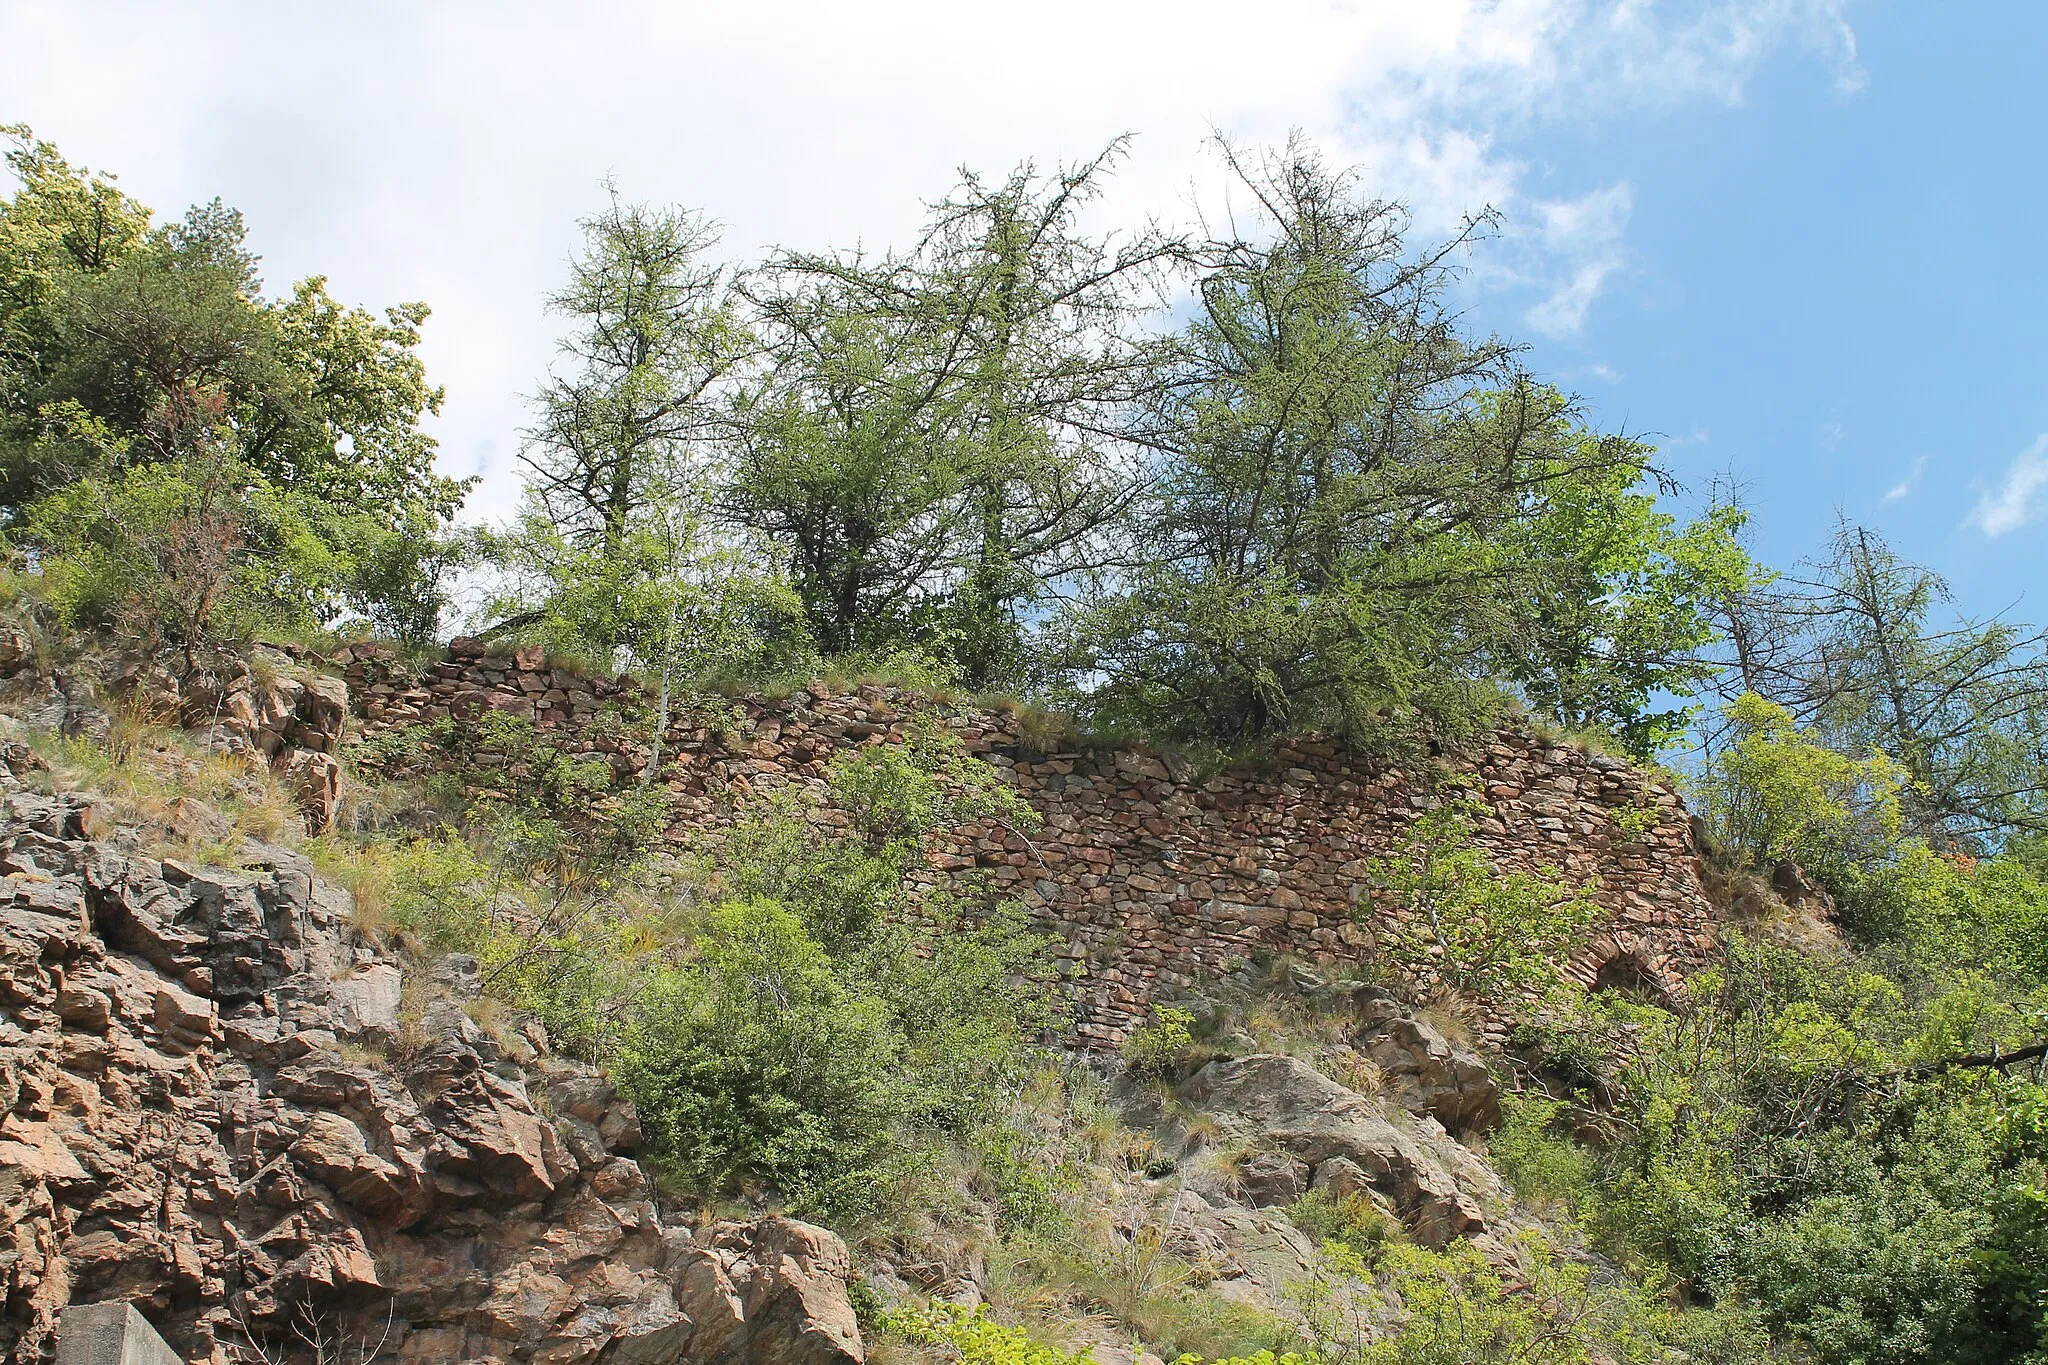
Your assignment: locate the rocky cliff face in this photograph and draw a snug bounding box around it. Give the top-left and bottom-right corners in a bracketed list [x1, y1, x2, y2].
[0, 748, 864, 1365]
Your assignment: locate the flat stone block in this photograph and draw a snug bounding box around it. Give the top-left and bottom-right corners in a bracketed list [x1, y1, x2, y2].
[55, 1301, 183, 1365]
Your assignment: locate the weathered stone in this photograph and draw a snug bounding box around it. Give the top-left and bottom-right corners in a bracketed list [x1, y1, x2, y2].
[1176, 1055, 1493, 1248]
[671, 1217, 866, 1365]
[1164, 1193, 1317, 1304]
[326, 963, 402, 1040]
[54, 1300, 182, 1365]
[276, 748, 342, 833]
[1233, 1149, 1307, 1208]
[153, 982, 217, 1044]
[0, 792, 867, 1365]
[1353, 993, 1502, 1134]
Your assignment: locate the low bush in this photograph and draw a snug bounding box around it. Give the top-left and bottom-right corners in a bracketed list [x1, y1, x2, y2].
[1123, 1006, 1198, 1077]
[1363, 783, 1599, 1012]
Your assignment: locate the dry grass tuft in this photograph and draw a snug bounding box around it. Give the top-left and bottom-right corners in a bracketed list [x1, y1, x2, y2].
[30, 718, 302, 860]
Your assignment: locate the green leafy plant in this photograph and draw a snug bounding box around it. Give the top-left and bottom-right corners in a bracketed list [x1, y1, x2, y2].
[1122, 1005, 1198, 1076]
[880, 1301, 1099, 1364]
[1364, 785, 1600, 1009]
[1285, 1187, 1397, 1262]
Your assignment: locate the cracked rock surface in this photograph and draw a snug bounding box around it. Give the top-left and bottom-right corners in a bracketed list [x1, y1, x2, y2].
[0, 757, 863, 1365]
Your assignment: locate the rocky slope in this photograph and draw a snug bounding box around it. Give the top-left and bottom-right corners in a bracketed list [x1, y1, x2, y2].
[0, 734, 1528, 1363]
[0, 746, 863, 1365]
[0, 637, 1611, 1363]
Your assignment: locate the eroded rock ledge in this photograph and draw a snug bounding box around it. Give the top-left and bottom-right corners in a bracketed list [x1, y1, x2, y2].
[0, 754, 864, 1365]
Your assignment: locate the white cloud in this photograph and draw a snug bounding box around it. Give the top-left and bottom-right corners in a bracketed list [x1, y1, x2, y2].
[1522, 181, 1633, 336]
[1883, 454, 1927, 502]
[1969, 437, 2048, 537]
[0, 0, 1865, 520]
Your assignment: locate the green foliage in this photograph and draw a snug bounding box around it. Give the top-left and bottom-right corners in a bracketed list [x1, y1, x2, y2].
[1516, 914, 2048, 1365]
[484, 497, 806, 683]
[1488, 1093, 1596, 1215]
[1072, 138, 1753, 752]
[728, 142, 1168, 690]
[1290, 1232, 1770, 1365]
[829, 713, 1038, 845]
[370, 835, 499, 951]
[387, 706, 1061, 1222]
[1694, 694, 2048, 972]
[1364, 785, 1600, 1008]
[1284, 1188, 1397, 1262]
[880, 1298, 1319, 1365]
[714, 713, 1038, 948]
[618, 896, 905, 1211]
[0, 125, 466, 644]
[986, 1225, 1307, 1362]
[1695, 692, 1906, 873]
[1501, 485, 1760, 758]
[24, 447, 327, 650]
[880, 1302, 1102, 1364]
[519, 187, 744, 559]
[1718, 523, 2048, 842]
[1121, 1005, 1197, 1076]
[607, 737, 1054, 1217]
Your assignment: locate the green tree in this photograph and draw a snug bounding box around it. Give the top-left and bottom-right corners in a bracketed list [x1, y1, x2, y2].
[0, 125, 151, 514]
[727, 141, 1172, 686]
[484, 486, 802, 698]
[0, 126, 467, 642]
[1709, 523, 2048, 844]
[518, 186, 744, 562]
[1075, 138, 1736, 749]
[1497, 472, 1760, 757]
[1694, 692, 1907, 872]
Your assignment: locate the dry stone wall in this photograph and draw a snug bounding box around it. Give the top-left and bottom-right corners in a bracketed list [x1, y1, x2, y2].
[340, 642, 1720, 1048]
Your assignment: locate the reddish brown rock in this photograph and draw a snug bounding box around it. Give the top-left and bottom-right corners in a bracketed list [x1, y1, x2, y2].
[0, 799, 864, 1365]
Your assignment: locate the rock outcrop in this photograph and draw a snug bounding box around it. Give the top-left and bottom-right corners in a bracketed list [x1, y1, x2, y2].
[1172, 1054, 1502, 1250]
[1350, 991, 1502, 1136]
[0, 640, 349, 836]
[0, 757, 863, 1365]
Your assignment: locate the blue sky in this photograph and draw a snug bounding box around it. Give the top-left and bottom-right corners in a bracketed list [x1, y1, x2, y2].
[2, 1, 2040, 624]
[1490, 5, 2048, 618]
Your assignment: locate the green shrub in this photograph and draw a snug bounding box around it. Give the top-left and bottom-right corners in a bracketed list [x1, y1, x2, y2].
[1488, 1094, 1596, 1215]
[1285, 1187, 1396, 1262]
[617, 897, 905, 1215]
[1364, 784, 1599, 1009]
[880, 1301, 1097, 1364]
[1295, 1232, 1771, 1365]
[1122, 1006, 1197, 1076]
[1693, 692, 1906, 873]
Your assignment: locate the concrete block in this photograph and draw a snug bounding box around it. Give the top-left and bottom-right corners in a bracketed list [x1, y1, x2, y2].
[55, 1301, 183, 1365]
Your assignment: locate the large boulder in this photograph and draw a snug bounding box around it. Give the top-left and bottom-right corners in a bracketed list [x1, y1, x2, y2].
[1160, 1192, 1317, 1305]
[1175, 1054, 1498, 1248]
[668, 1217, 867, 1365]
[1351, 992, 1502, 1134]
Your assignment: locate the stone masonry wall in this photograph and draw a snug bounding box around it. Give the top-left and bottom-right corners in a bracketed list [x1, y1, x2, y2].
[338, 641, 1720, 1049]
